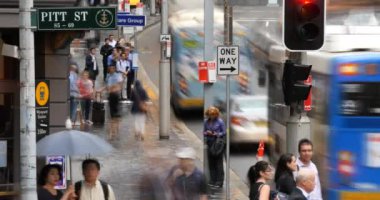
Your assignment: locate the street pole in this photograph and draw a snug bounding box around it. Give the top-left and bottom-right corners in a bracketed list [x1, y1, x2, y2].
[19, 0, 37, 199]
[159, 0, 170, 139]
[286, 52, 311, 155]
[150, 0, 156, 15]
[203, 0, 214, 186]
[134, 26, 138, 83]
[224, 2, 233, 199]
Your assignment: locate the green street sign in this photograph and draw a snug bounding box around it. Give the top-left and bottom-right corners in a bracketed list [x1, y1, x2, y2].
[36, 7, 116, 30]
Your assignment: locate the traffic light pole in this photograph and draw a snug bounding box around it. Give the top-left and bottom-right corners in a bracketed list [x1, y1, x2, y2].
[286, 52, 311, 156]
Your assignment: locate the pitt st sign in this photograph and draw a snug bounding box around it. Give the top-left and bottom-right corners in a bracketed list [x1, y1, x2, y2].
[36, 7, 117, 30]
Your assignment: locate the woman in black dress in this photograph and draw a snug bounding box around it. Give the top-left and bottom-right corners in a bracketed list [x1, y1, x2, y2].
[274, 153, 298, 195]
[37, 164, 76, 200]
[247, 161, 276, 200]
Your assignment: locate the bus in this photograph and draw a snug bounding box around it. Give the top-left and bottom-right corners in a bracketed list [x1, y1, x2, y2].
[250, 12, 380, 200]
[169, 9, 261, 113]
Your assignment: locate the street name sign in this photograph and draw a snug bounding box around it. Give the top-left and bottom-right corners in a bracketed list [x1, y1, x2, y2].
[37, 7, 116, 30]
[117, 13, 146, 26]
[217, 46, 239, 75]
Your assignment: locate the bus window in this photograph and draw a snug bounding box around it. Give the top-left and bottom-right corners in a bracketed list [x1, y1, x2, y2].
[340, 82, 380, 116]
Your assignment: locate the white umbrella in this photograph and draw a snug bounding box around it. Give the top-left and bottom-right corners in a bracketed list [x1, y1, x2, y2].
[37, 129, 114, 156]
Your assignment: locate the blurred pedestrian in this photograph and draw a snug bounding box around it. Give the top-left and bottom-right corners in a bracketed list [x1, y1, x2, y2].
[275, 153, 297, 195]
[289, 169, 316, 200]
[125, 54, 135, 101]
[77, 71, 94, 125]
[109, 34, 117, 48]
[296, 139, 322, 200]
[37, 164, 76, 200]
[100, 38, 113, 81]
[131, 80, 149, 141]
[247, 161, 277, 200]
[204, 106, 225, 188]
[99, 62, 123, 140]
[107, 48, 119, 67]
[75, 159, 116, 200]
[85, 47, 99, 82]
[69, 64, 80, 125]
[165, 147, 208, 200]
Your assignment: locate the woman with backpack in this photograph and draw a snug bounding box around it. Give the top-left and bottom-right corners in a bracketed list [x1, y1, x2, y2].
[275, 153, 297, 195]
[247, 161, 278, 200]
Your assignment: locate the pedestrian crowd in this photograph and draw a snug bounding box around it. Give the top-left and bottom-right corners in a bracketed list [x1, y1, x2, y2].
[69, 34, 149, 140]
[63, 33, 323, 199]
[248, 138, 322, 200]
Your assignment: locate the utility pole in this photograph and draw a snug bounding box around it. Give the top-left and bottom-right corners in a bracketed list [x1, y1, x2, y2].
[286, 52, 311, 155]
[19, 0, 37, 199]
[203, 0, 214, 186]
[159, 0, 170, 139]
[224, 1, 233, 199]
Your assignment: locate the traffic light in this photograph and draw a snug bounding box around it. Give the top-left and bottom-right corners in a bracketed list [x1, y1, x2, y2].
[284, 0, 325, 50]
[282, 60, 312, 105]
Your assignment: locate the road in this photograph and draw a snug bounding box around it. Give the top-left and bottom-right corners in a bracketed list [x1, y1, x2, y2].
[137, 5, 278, 182]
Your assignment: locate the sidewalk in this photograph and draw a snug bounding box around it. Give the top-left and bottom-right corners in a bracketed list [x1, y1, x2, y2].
[69, 9, 249, 199]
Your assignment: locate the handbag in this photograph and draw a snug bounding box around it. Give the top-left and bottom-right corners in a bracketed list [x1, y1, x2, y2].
[139, 101, 148, 112]
[210, 137, 225, 156]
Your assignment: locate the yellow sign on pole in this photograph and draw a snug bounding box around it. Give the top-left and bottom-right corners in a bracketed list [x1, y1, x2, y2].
[36, 81, 49, 107]
[129, 0, 140, 6]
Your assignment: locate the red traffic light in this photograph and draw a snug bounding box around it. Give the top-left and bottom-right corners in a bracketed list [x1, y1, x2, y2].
[299, 3, 320, 20]
[284, 0, 325, 50]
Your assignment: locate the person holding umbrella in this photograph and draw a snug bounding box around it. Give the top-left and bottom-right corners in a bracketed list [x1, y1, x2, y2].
[37, 164, 76, 200]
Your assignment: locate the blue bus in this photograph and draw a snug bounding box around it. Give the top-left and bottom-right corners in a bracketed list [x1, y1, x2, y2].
[250, 18, 380, 199]
[169, 9, 256, 113]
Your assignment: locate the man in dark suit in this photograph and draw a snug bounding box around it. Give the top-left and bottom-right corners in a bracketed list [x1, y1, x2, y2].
[289, 169, 316, 200]
[85, 47, 99, 82]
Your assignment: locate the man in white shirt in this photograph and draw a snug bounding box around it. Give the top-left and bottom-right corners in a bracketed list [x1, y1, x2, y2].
[117, 51, 131, 100]
[109, 34, 117, 48]
[289, 169, 316, 200]
[296, 139, 323, 200]
[75, 159, 116, 200]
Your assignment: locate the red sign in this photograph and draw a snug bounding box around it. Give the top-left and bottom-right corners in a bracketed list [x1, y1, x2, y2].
[198, 61, 208, 83]
[304, 75, 312, 111]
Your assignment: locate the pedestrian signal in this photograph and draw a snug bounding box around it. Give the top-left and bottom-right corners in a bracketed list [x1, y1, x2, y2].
[282, 60, 312, 105]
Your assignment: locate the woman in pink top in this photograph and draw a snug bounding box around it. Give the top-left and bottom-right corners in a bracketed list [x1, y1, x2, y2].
[77, 71, 94, 125]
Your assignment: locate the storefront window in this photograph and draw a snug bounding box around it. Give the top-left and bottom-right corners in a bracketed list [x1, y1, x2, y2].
[0, 93, 15, 194]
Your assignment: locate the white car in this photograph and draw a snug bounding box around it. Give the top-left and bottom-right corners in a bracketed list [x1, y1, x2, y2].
[228, 95, 269, 144]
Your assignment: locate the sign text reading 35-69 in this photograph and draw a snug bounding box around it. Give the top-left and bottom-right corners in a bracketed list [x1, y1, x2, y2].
[37, 7, 116, 30]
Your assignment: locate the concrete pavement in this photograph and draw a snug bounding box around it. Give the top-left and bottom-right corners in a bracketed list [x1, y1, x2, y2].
[68, 8, 250, 199]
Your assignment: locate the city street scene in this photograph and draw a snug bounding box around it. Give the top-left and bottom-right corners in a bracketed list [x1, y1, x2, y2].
[1, 0, 380, 199]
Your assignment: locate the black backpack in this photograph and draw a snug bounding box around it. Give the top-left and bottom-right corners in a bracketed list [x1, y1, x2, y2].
[75, 180, 109, 200]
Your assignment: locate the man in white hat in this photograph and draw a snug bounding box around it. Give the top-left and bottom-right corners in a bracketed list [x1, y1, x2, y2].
[166, 147, 208, 200]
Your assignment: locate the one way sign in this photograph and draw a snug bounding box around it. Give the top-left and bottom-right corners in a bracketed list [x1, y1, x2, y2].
[217, 46, 239, 75]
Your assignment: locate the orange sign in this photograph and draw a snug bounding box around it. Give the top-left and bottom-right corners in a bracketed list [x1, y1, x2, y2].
[36, 81, 49, 107]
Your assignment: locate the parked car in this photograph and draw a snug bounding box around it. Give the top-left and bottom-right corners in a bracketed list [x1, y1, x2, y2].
[226, 95, 269, 144]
